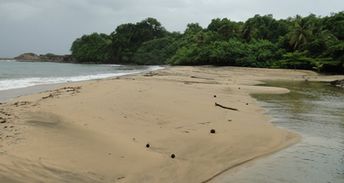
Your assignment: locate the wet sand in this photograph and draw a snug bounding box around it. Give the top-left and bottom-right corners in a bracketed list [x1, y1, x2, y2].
[210, 81, 344, 183]
[0, 66, 342, 183]
[0, 83, 63, 102]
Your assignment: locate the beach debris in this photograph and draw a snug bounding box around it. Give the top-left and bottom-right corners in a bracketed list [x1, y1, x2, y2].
[41, 86, 82, 100]
[0, 110, 11, 117]
[215, 102, 239, 111]
[144, 72, 157, 77]
[199, 122, 211, 125]
[184, 80, 219, 85]
[210, 129, 216, 134]
[42, 94, 54, 99]
[13, 101, 31, 107]
[171, 154, 176, 159]
[213, 95, 217, 98]
[302, 75, 309, 82]
[117, 176, 125, 180]
[246, 103, 249, 105]
[190, 76, 214, 80]
[331, 79, 344, 89]
[59, 86, 82, 95]
[146, 143, 150, 148]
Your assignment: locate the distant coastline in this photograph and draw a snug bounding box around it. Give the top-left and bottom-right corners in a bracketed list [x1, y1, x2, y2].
[0, 58, 14, 60]
[12, 53, 74, 63]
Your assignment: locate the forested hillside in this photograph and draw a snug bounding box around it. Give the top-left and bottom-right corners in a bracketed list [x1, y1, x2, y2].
[71, 12, 344, 73]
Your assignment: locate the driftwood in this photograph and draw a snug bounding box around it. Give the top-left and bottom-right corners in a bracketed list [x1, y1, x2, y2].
[190, 75, 214, 80]
[215, 102, 239, 111]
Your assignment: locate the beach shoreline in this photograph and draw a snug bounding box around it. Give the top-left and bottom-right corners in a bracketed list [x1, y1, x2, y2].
[0, 83, 64, 102]
[0, 66, 343, 183]
[0, 65, 163, 103]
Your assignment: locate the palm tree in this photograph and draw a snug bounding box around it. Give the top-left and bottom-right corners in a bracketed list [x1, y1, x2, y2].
[288, 16, 312, 50]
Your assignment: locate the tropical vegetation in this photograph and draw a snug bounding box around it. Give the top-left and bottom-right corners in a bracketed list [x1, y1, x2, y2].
[71, 12, 344, 73]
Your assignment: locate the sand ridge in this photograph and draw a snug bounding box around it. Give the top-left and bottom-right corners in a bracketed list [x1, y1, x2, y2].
[0, 66, 342, 183]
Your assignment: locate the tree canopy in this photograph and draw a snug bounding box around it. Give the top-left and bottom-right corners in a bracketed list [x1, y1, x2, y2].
[71, 12, 344, 73]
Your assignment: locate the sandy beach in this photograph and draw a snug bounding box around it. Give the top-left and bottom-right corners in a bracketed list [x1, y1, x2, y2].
[0, 66, 342, 183]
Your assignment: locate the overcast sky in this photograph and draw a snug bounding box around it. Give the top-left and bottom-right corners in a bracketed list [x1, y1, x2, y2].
[0, 0, 343, 57]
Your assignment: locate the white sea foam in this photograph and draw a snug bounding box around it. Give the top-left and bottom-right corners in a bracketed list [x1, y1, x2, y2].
[0, 60, 15, 62]
[147, 65, 164, 71]
[0, 66, 164, 91]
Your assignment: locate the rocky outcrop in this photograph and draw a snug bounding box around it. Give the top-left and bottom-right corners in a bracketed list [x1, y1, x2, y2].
[330, 79, 344, 88]
[39, 54, 74, 62]
[15, 53, 40, 61]
[15, 53, 74, 62]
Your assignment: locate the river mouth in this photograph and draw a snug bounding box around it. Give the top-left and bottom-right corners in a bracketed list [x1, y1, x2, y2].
[213, 81, 344, 183]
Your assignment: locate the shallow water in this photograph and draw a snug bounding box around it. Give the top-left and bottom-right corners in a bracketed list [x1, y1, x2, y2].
[0, 60, 161, 91]
[0, 60, 162, 102]
[214, 81, 344, 183]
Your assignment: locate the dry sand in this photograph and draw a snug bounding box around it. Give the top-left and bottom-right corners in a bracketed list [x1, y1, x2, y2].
[0, 66, 342, 183]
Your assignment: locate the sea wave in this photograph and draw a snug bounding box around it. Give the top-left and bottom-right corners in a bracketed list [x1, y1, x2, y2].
[0, 59, 15, 62]
[0, 66, 164, 91]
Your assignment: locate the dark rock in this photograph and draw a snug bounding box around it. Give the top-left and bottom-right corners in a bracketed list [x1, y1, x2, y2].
[210, 129, 216, 134]
[14, 53, 40, 61]
[15, 53, 74, 62]
[146, 143, 150, 148]
[213, 95, 217, 98]
[171, 154, 176, 159]
[331, 79, 344, 89]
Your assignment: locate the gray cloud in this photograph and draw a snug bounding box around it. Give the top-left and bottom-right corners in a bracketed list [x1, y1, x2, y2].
[0, 0, 343, 57]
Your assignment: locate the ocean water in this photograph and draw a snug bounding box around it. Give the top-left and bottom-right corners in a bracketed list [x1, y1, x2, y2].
[213, 81, 344, 183]
[0, 60, 162, 91]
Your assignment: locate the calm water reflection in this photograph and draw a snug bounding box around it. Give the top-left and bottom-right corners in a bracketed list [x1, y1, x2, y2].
[214, 81, 344, 183]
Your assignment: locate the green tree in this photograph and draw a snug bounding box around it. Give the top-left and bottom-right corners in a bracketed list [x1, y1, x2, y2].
[242, 14, 288, 42]
[207, 18, 241, 39]
[287, 15, 313, 50]
[133, 36, 179, 65]
[110, 18, 167, 63]
[242, 39, 283, 67]
[71, 33, 112, 63]
[184, 23, 203, 35]
[322, 12, 344, 40]
[69, 14, 343, 73]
